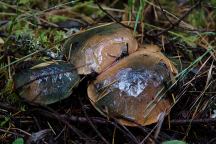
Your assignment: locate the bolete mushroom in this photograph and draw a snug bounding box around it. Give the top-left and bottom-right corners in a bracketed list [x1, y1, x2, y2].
[87, 45, 177, 126]
[63, 23, 138, 75]
[14, 61, 80, 105]
[14, 23, 177, 127]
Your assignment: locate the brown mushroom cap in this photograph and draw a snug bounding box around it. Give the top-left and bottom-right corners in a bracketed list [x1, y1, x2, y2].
[87, 45, 177, 126]
[63, 23, 138, 75]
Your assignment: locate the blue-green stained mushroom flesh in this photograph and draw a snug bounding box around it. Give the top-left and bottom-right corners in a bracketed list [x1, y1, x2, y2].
[14, 61, 80, 105]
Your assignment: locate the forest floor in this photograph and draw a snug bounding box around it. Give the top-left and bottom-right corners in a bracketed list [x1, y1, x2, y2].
[0, 0, 216, 143]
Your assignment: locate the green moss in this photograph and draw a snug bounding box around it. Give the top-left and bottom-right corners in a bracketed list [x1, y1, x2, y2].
[188, 9, 206, 28]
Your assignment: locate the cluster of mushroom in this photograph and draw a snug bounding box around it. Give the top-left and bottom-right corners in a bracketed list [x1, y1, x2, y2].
[14, 23, 177, 126]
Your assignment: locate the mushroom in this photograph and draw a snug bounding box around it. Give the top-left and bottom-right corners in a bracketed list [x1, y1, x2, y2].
[87, 45, 177, 126]
[63, 23, 138, 75]
[14, 23, 177, 126]
[14, 61, 80, 105]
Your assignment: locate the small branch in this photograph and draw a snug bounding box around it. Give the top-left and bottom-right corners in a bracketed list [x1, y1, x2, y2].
[95, 0, 135, 31]
[62, 114, 140, 144]
[154, 0, 173, 25]
[148, 0, 203, 37]
[0, 128, 25, 137]
[170, 118, 216, 125]
[32, 107, 89, 140]
[80, 98, 110, 144]
[0, 102, 18, 111]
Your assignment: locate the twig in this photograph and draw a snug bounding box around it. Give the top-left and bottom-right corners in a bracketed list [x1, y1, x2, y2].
[62, 115, 140, 144]
[0, 102, 18, 111]
[54, 126, 66, 141]
[115, 120, 140, 144]
[31, 107, 89, 140]
[170, 118, 216, 125]
[0, 128, 25, 137]
[10, 128, 31, 136]
[154, 0, 173, 25]
[148, 0, 203, 37]
[94, 0, 135, 31]
[177, 26, 216, 33]
[154, 112, 165, 140]
[80, 98, 110, 144]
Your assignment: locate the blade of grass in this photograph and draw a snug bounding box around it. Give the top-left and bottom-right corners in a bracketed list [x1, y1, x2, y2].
[134, 0, 146, 32]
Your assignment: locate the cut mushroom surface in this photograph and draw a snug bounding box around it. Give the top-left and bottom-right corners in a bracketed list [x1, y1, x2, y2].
[14, 61, 80, 105]
[63, 23, 138, 75]
[87, 46, 177, 126]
